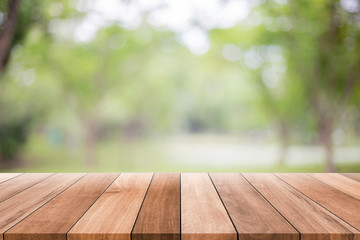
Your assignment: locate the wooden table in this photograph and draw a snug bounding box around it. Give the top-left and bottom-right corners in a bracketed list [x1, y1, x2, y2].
[0, 173, 359, 240]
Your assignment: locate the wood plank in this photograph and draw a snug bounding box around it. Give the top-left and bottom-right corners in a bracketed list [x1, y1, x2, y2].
[0, 173, 22, 184]
[181, 173, 237, 240]
[132, 173, 180, 240]
[5, 173, 119, 240]
[0, 173, 53, 203]
[0, 173, 85, 240]
[342, 173, 360, 183]
[310, 173, 360, 201]
[276, 173, 360, 233]
[68, 173, 153, 240]
[210, 173, 298, 240]
[243, 173, 358, 240]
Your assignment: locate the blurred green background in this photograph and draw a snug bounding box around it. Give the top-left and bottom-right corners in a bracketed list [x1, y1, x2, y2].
[1, 0, 360, 173]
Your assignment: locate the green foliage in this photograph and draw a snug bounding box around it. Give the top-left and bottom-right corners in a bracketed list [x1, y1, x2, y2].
[0, 119, 29, 160]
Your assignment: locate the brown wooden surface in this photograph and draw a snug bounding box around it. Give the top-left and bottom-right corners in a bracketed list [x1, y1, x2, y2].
[0, 173, 22, 184]
[210, 173, 298, 240]
[6, 173, 118, 240]
[342, 173, 360, 182]
[132, 173, 181, 240]
[310, 173, 360, 200]
[68, 173, 153, 240]
[181, 173, 236, 240]
[1, 173, 360, 240]
[243, 173, 358, 240]
[0, 173, 53, 203]
[0, 173, 85, 240]
[276, 173, 360, 232]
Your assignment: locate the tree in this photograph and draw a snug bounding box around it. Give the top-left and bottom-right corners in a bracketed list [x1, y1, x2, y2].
[256, 0, 360, 171]
[0, 0, 49, 167]
[0, 0, 21, 74]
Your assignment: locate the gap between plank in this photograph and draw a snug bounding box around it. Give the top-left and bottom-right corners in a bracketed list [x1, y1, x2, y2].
[130, 172, 155, 240]
[66, 172, 122, 239]
[208, 173, 239, 240]
[240, 173, 301, 240]
[0, 173, 56, 205]
[273, 173, 360, 235]
[341, 174, 360, 183]
[306, 174, 360, 203]
[3, 173, 88, 240]
[0, 173, 25, 185]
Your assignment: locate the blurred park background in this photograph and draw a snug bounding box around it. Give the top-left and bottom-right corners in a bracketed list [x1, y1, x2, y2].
[1, 0, 360, 173]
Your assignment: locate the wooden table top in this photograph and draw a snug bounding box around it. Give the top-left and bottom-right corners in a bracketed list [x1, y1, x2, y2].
[0, 173, 359, 240]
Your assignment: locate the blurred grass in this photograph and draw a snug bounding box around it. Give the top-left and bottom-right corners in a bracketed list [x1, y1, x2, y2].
[1, 133, 360, 173]
[13, 134, 170, 172]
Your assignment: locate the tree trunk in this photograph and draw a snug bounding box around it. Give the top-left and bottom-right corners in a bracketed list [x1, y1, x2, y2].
[0, 155, 22, 169]
[82, 118, 98, 168]
[324, 135, 335, 173]
[0, 154, 11, 167]
[319, 117, 336, 172]
[277, 121, 289, 166]
[0, 0, 21, 74]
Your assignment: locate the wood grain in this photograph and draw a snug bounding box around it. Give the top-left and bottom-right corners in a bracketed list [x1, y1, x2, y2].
[68, 173, 153, 240]
[1, 173, 360, 240]
[181, 173, 236, 240]
[310, 173, 360, 201]
[342, 173, 360, 183]
[210, 173, 298, 240]
[132, 173, 180, 240]
[5, 173, 119, 240]
[243, 173, 358, 240]
[0, 173, 22, 184]
[276, 173, 360, 232]
[0, 173, 53, 203]
[0, 173, 85, 240]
